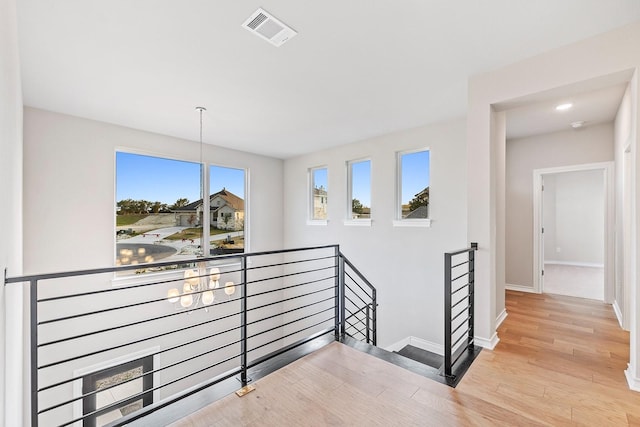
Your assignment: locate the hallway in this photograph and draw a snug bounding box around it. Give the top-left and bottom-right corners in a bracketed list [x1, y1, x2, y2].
[171, 291, 640, 426]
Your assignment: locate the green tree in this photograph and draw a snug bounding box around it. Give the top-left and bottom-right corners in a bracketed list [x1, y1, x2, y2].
[171, 198, 189, 209]
[352, 198, 364, 214]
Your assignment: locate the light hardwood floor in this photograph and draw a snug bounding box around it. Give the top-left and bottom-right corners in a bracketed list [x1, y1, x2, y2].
[171, 291, 640, 426]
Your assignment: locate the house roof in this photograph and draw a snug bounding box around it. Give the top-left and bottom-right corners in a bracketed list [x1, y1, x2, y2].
[405, 205, 428, 219]
[173, 189, 244, 212]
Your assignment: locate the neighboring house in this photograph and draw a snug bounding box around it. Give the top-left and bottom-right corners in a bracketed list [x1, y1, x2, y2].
[313, 186, 328, 219]
[405, 187, 429, 219]
[174, 188, 245, 231]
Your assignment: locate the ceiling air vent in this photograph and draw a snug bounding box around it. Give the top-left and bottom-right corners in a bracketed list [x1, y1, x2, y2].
[242, 8, 297, 47]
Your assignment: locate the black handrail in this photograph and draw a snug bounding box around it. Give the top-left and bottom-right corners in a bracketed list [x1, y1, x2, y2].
[4, 244, 377, 427]
[443, 242, 477, 378]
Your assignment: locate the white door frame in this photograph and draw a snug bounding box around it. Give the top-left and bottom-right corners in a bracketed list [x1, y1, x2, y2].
[532, 161, 615, 302]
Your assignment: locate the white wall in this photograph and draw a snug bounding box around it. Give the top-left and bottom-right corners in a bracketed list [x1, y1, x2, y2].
[468, 21, 640, 387]
[506, 124, 614, 288]
[0, 0, 24, 424]
[22, 108, 286, 424]
[543, 170, 605, 265]
[283, 119, 468, 348]
[615, 83, 633, 328]
[23, 108, 284, 273]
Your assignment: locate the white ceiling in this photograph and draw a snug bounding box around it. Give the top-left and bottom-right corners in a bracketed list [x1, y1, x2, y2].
[506, 83, 628, 140]
[16, 1, 640, 159]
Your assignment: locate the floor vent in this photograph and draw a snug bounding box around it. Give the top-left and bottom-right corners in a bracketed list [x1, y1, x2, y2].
[242, 8, 297, 47]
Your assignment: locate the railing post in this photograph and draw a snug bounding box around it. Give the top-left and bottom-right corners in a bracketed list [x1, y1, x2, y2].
[30, 279, 39, 427]
[468, 242, 477, 350]
[444, 252, 452, 377]
[372, 289, 377, 346]
[334, 246, 340, 341]
[240, 255, 248, 386]
[365, 304, 370, 344]
[339, 253, 346, 339]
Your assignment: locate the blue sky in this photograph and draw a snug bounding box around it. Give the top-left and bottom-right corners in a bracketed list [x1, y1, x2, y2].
[401, 150, 430, 204]
[117, 150, 427, 206]
[351, 160, 371, 207]
[116, 152, 244, 205]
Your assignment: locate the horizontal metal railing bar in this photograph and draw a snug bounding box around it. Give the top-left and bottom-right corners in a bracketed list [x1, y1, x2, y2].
[451, 316, 471, 336]
[344, 321, 367, 337]
[339, 253, 375, 292]
[246, 297, 334, 328]
[445, 246, 477, 257]
[38, 275, 188, 303]
[246, 265, 334, 287]
[451, 260, 470, 269]
[38, 294, 242, 348]
[245, 254, 336, 273]
[246, 273, 335, 298]
[451, 295, 470, 311]
[112, 365, 244, 427]
[451, 283, 470, 295]
[344, 271, 373, 300]
[5, 245, 339, 285]
[450, 340, 473, 369]
[246, 285, 335, 314]
[38, 307, 243, 370]
[37, 283, 245, 326]
[246, 327, 334, 369]
[344, 305, 368, 322]
[247, 317, 334, 354]
[39, 336, 242, 415]
[451, 327, 472, 350]
[38, 309, 244, 391]
[451, 306, 469, 324]
[246, 307, 334, 342]
[451, 271, 470, 282]
[344, 293, 367, 312]
[58, 351, 244, 427]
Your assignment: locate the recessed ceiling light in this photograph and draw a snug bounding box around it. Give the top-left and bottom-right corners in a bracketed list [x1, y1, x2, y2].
[555, 103, 573, 111]
[571, 121, 586, 129]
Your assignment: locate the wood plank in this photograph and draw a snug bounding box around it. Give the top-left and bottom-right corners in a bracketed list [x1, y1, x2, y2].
[171, 291, 640, 426]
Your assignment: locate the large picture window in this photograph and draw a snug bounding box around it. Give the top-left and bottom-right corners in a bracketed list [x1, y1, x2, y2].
[115, 152, 247, 270]
[397, 149, 430, 224]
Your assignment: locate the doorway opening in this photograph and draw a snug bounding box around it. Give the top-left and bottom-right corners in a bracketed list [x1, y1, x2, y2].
[533, 162, 614, 302]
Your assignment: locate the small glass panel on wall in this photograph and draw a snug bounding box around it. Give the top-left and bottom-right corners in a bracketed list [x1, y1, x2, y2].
[348, 160, 371, 219]
[398, 149, 430, 219]
[209, 165, 246, 255]
[115, 152, 202, 269]
[310, 167, 328, 221]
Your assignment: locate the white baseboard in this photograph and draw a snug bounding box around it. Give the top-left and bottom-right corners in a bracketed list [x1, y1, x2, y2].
[474, 332, 499, 350]
[613, 300, 625, 329]
[384, 337, 411, 352]
[625, 365, 640, 392]
[544, 260, 604, 268]
[384, 336, 444, 355]
[496, 309, 508, 328]
[505, 283, 537, 293]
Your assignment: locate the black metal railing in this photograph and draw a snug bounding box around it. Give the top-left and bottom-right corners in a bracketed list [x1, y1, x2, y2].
[443, 242, 477, 378]
[339, 254, 377, 346]
[4, 244, 376, 427]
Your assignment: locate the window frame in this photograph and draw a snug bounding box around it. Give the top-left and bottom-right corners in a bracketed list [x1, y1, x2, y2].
[394, 148, 431, 228]
[307, 166, 329, 225]
[344, 158, 372, 227]
[114, 149, 249, 279]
